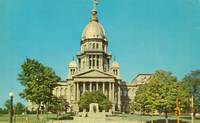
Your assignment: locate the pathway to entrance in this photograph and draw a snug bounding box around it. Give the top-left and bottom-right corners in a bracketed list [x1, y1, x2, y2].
[47, 118, 144, 123]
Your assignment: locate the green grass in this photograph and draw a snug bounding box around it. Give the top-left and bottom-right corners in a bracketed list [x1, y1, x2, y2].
[119, 114, 200, 122]
[0, 114, 60, 123]
[1, 113, 200, 123]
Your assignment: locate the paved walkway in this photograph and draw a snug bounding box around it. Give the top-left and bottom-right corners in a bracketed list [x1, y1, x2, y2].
[47, 117, 144, 123]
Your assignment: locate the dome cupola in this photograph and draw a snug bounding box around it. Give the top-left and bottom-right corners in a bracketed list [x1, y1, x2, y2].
[111, 61, 120, 68]
[68, 60, 77, 68]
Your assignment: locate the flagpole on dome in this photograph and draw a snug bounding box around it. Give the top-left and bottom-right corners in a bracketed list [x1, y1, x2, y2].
[91, 0, 99, 21]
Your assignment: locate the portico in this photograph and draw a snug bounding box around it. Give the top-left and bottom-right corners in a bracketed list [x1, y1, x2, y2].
[74, 81, 115, 102]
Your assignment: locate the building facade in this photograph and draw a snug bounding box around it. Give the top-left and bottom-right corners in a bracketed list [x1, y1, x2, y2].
[51, 6, 151, 113]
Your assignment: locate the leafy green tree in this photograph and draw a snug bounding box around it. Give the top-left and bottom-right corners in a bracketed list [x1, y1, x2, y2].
[14, 102, 25, 114]
[4, 99, 10, 113]
[48, 96, 69, 120]
[134, 70, 189, 123]
[0, 107, 7, 114]
[128, 101, 141, 114]
[182, 70, 200, 116]
[18, 58, 61, 119]
[78, 91, 112, 111]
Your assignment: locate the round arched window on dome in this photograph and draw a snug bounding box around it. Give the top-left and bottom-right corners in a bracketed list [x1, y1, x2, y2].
[96, 43, 99, 49]
[93, 43, 95, 49]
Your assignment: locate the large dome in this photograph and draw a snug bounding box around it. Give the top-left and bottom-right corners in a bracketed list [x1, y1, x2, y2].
[81, 21, 106, 40]
[81, 10, 106, 40]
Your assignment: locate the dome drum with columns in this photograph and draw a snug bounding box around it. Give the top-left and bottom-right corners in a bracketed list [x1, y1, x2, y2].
[42, 2, 152, 113]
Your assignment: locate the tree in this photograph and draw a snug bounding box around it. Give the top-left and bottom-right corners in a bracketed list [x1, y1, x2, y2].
[48, 96, 69, 120]
[133, 70, 189, 123]
[14, 102, 25, 114]
[78, 91, 112, 111]
[128, 101, 141, 114]
[18, 58, 61, 119]
[182, 70, 200, 117]
[0, 107, 7, 114]
[4, 99, 10, 113]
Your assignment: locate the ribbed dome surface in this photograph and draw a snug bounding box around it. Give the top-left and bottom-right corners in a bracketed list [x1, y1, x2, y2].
[111, 61, 120, 68]
[68, 61, 77, 68]
[81, 21, 106, 40]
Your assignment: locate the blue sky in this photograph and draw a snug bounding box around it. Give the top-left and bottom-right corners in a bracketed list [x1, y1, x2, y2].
[0, 0, 200, 106]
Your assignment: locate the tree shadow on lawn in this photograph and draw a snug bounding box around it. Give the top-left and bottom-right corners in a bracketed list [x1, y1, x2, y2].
[48, 115, 74, 120]
[180, 116, 200, 120]
[146, 119, 189, 123]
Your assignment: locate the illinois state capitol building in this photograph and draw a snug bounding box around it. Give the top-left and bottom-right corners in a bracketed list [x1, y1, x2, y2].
[45, 5, 151, 113]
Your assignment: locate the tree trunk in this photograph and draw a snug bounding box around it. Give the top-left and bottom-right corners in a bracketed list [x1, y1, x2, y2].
[36, 105, 40, 120]
[165, 111, 168, 123]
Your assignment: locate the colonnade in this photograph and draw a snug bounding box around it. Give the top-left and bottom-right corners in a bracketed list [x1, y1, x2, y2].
[74, 82, 115, 103]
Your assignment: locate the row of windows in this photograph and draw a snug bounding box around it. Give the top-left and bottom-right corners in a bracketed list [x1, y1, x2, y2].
[55, 88, 67, 97]
[70, 69, 76, 75]
[89, 55, 100, 69]
[113, 69, 118, 75]
[83, 43, 105, 50]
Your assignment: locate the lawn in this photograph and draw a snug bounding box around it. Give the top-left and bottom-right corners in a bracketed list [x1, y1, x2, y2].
[1, 113, 200, 123]
[0, 114, 59, 123]
[119, 114, 200, 123]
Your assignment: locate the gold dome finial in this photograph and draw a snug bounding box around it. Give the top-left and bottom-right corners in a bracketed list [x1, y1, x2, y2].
[91, 0, 98, 21]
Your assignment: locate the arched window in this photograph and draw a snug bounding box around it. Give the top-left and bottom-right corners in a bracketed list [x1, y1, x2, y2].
[70, 69, 73, 74]
[96, 43, 99, 49]
[89, 55, 92, 69]
[93, 43, 95, 49]
[93, 55, 95, 67]
[96, 55, 99, 68]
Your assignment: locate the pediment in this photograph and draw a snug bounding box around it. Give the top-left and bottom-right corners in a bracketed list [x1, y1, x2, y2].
[73, 69, 115, 78]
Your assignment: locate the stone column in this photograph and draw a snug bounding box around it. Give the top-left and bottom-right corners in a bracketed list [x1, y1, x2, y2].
[112, 83, 115, 111]
[83, 82, 85, 93]
[112, 83, 115, 102]
[90, 82, 92, 92]
[118, 85, 121, 111]
[74, 84, 76, 101]
[109, 82, 111, 101]
[103, 82, 105, 94]
[77, 82, 80, 101]
[99, 56, 102, 70]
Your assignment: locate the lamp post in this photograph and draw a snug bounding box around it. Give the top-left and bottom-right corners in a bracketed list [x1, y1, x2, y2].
[190, 95, 194, 123]
[175, 98, 181, 123]
[9, 92, 14, 123]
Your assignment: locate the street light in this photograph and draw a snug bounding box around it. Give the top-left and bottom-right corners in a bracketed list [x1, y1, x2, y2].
[9, 92, 14, 123]
[175, 98, 181, 123]
[190, 96, 194, 123]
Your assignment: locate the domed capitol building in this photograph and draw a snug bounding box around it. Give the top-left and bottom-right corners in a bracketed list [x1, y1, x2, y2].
[29, 2, 151, 113]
